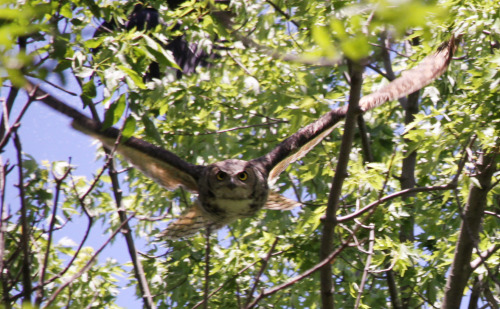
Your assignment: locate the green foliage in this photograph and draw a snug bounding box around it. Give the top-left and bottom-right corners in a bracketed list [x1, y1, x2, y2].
[1, 0, 499, 308]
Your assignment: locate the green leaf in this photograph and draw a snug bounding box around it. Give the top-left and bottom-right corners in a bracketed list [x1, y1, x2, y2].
[118, 65, 146, 89]
[312, 25, 336, 58]
[82, 80, 96, 99]
[121, 115, 137, 140]
[341, 36, 370, 60]
[103, 94, 126, 129]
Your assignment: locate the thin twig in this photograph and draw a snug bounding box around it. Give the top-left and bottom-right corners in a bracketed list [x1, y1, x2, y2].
[14, 132, 32, 303]
[227, 51, 254, 76]
[44, 214, 135, 308]
[484, 210, 500, 219]
[162, 121, 285, 136]
[337, 183, 457, 222]
[264, 0, 300, 28]
[34, 163, 72, 306]
[0, 94, 33, 151]
[29, 170, 95, 293]
[0, 158, 11, 306]
[245, 237, 280, 306]
[245, 237, 351, 309]
[191, 252, 285, 309]
[211, 13, 342, 67]
[203, 228, 211, 309]
[354, 224, 375, 309]
[470, 244, 500, 271]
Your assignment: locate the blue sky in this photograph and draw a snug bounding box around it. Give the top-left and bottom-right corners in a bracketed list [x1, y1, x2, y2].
[3, 87, 144, 307]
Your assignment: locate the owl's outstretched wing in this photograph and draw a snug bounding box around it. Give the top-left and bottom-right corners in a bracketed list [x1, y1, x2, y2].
[26, 84, 202, 192]
[156, 203, 225, 239]
[252, 36, 459, 183]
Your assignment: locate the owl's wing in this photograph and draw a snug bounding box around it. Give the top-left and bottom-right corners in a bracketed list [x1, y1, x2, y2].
[26, 84, 202, 192]
[263, 191, 302, 210]
[252, 36, 459, 183]
[156, 203, 224, 239]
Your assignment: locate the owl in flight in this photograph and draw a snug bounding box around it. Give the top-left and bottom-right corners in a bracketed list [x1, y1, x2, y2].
[27, 37, 457, 239]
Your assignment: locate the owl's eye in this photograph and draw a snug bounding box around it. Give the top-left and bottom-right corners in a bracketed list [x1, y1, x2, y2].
[237, 171, 248, 181]
[216, 171, 227, 181]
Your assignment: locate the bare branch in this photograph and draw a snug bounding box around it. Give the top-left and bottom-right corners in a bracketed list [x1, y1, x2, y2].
[357, 115, 374, 164]
[162, 120, 286, 136]
[107, 148, 156, 309]
[211, 12, 342, 67]
[483, 282, 500, 309]
[0, 86, 19, 143]
[484, 210, 500, 219]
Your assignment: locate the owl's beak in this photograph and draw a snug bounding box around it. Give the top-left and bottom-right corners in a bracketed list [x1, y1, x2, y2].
[227, 179, 237, 190]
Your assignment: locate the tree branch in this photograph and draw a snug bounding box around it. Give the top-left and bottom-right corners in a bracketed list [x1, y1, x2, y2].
[89, 99, 157, 309]
[203, 228, 211, 309]
[357, 115, 374, 164]
[354, 224, 375, 309]
[337, 183, 457, 222]
[245, 239, 351, 309]
[34, 163, 72, 306]
[44, 214, 134, 308]
[107, 148, 156, 309]
[245, 237, 280, 307]
[319, 61, 364, 309]
[442, 152, 497, 309]
[0, 158, 12, 308]
[264, 0, 300, 28]
[470, 244, 500, 271]
[13, 132, 32, 304]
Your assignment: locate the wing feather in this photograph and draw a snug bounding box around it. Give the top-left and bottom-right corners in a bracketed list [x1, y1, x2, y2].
[358, 37, 459, 112]
[264, 191, 302, 210]
[252, 36, 459, 183]
[27, 84, 202, 192]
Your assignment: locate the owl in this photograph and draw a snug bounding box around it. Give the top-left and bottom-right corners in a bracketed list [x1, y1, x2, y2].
[27, 37, 457, 239]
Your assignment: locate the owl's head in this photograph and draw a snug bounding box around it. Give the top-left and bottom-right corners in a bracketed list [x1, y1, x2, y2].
[202, 159, 267, 198]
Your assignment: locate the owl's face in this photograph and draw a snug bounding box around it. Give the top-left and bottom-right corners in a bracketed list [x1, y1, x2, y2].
[206, 159, 259, 198]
